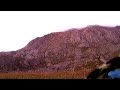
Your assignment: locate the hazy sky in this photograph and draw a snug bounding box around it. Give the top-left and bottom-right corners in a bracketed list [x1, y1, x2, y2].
[0, 11, 120, 51]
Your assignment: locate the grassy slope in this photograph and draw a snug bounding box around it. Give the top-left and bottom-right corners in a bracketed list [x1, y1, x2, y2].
[0, 69, 92, 79]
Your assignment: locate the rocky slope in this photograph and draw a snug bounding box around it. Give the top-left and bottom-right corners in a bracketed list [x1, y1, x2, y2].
[0, 25, 120, 74]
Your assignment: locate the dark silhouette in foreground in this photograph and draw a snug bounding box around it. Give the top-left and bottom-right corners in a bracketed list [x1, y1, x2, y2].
[87, 57, 120, 79]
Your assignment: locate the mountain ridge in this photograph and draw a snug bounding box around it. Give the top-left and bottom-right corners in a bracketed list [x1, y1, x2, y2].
[0, 25, 120, 78]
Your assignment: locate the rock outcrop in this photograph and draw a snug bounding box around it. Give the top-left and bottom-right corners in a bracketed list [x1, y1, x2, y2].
[0, 25, 120, 73]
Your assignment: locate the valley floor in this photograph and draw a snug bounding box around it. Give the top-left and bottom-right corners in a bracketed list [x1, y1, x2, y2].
[0, 69, 91, 79]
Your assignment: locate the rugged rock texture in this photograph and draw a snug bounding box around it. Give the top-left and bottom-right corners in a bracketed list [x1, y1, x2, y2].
[0, 25, 120, 74]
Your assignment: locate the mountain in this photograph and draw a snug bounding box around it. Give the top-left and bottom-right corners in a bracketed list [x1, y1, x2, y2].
[0, 25, 120, 77]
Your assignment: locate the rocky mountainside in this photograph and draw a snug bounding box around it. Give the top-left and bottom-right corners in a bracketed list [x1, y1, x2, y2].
[1, 25, 120, 73]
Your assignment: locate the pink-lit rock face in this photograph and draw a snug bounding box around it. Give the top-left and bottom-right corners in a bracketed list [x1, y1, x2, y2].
[0, 25, 120, 73]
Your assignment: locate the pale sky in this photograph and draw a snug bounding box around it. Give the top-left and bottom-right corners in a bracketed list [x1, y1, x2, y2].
[0, 11, 120, 51]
